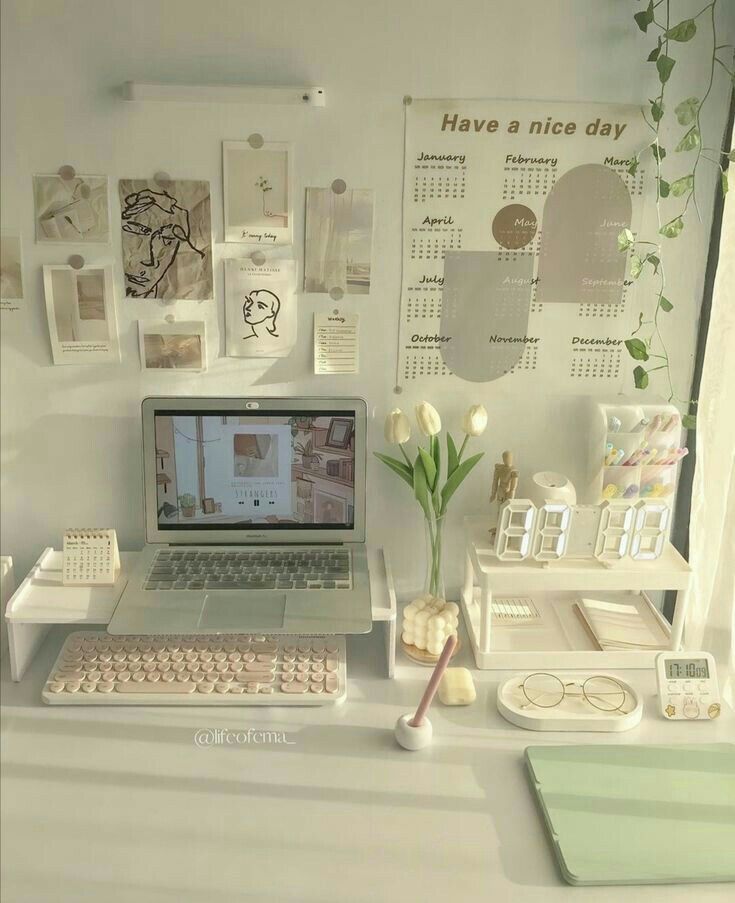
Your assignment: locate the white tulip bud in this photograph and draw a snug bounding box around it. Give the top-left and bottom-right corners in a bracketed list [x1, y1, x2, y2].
[462, 404, 488, 437]
[384, 409, 411, 445]
[415, 401, 442, 437]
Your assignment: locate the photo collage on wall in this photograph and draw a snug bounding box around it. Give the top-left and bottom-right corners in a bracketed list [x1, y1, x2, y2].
[20, 135, 374, 369]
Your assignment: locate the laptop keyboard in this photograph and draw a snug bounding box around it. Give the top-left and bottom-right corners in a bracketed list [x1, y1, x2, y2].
[144, 548, 352, 591]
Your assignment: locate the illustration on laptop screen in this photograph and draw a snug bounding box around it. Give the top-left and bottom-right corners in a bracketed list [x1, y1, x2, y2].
[154, 411, 355, 530]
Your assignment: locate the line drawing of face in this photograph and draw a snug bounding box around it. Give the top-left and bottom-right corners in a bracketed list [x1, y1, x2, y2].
[121, 188, 205, 298]
[242, 289, 280, 339]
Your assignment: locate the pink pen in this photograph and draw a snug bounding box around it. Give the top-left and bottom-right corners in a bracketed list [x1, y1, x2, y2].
[645, 414, 664, 438]
[661, 414, 680, 433]
[394, 634, 457, 749]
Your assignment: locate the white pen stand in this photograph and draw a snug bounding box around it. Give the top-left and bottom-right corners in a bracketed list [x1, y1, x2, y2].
[460, 516, 692, 670]
[4, 547, 397, 681]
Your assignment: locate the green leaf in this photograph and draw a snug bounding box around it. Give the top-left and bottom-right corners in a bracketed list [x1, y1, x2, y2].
[658, 178, 670, 198]
[417, 446, 437, 491]
[650, 99, 664, 122]
[630, 254, 644, 279]
[374, 453, 413, 488]
[625, 338, 649, 361]
[650, 143, 666, 163]
[440, 453, 483, 514]
[446, 433, 459, 477]
[670, 174, 694, 197]
[656, 54, 676, 84]
[660, 216, 684, 238]
[647, 41, 661, 62]
[675, 97, 699, 125]
[627, 157, 639, 176]
[659, 295, 673, 312]
[648, 254, 660, 273]
[722, 170, 729, 196]
[412, 452, 432, 518]
[431, 433, 441, 485]
[633, 365, 649, 389]
[634, 0, 654, 32]
[666, 19, 696, 42]
[675, 126, 700, 152]
[617, 228, 635, 251]
[682, 414, 697, 430]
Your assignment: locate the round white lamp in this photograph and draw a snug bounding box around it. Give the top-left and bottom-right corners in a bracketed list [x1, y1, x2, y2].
[528, 471, 577, 508]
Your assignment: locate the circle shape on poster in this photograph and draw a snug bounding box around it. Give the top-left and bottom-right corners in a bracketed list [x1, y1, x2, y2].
[492, 204, 538, 249]
[248, 133, 264, 149]
[58, 165, 76, 180]
[331, 179, 347, 195]
[250, 251, 266, 266]
[329, 287, 344, 301]
[154, 171, 172, 186]
[68, 254, 85, 270]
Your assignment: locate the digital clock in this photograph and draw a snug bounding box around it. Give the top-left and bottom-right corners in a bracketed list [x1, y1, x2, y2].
[655, 651, 720, 721]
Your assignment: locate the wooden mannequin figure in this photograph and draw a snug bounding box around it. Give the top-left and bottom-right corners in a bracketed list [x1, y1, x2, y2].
[489, 450, 519, 536]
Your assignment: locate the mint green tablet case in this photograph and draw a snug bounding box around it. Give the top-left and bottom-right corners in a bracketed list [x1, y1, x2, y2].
[525, 744, 735, 886]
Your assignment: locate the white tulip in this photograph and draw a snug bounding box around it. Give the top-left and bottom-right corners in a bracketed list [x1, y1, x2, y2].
[462, 404, 488, 437]
[415, 401, 442, 437]
[384, 409, 411, 444]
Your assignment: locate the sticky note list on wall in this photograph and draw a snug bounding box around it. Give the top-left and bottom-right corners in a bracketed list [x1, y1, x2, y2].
[314, 312, 359, 374]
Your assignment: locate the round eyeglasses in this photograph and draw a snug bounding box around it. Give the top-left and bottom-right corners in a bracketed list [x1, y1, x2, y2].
[519, 672, 630, 713]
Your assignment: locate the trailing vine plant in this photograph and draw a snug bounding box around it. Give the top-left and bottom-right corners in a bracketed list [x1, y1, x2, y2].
[617, 0, 734, 429]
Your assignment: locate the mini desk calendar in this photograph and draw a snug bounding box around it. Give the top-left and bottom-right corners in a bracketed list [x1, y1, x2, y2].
[62, 529, 120, 586]
[396, 99, 654, 393]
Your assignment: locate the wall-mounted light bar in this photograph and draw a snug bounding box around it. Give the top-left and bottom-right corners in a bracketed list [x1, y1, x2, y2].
[123, 82, 326, 107]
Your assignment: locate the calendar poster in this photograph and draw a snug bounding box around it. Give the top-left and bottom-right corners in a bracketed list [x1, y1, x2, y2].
[397, 99, 651, 390]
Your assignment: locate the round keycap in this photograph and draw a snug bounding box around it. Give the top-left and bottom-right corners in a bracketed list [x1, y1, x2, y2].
[205, 673, 219, 683]
[176, 673, 190, 682]
[161, 672, 175, 683]
[312, 640, 326, 653]
[224, 644, 237, 653]
[146, 672, 160, 682]
[296, 673, 309, 683]
[197, 683, 214, 693]
[142, 663, 157, 673]
[101, 672, 115, 682]
[152, 642, 165, 653]
[113, 653, 127, 663]
[260, 686, 274, 694]
[242, 653, 256, 663]
[97, 682, 114, 693]
[298, 663, 310, 673]
[215, 684, 230, 694]
[298, 643, 311, 653]
[171, 652, 184, 662]
[142, 653, 155, 662]
[110, 642, 124, 653]
[312, 662, 325, 672]
[172, 662, 186, 672]
[47, 682, 64, 693]
[156, 652, 170, 662]
[128, 652, 141, 662]
[230, 662, 243, 673]
[117, 672, 131, 682]
[200, 652, 213, 663]
[65, 681, 81, 692]
[98, 652, 112, 663]
[229, 685, 245, 694]
[297, 654, 310, 663]
[157, 662, 172, 672]
[131, 672, 145, 682]
[186, 663, 200, 672]
[201, 662, 215, 673]
[129, 663, 142, 672]
[282, 673, 294, 683]
[326, 643, 339, 654]
[216, 662, 229, 673]
[99, 663, 113, 672]
[283, 645, 296, 654]
[190, 673, 205, 683]
[311, 672, 325, 683]
[86, 671, 101, 682]
[82, 682, 97, 693]
[310, 684, 324, 694]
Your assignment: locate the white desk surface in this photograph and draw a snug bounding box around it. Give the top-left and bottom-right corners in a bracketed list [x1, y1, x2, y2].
[1, 624, 733, 903]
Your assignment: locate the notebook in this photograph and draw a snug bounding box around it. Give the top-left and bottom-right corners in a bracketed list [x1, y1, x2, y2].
[526, 743, 735, 886]
[576, 596, 665, 651]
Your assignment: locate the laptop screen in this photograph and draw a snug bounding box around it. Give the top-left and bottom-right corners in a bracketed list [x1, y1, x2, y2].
[153, 410, 356, 531]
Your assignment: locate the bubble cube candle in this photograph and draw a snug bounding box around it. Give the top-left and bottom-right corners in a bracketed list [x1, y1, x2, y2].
[402, 598, 459, 657]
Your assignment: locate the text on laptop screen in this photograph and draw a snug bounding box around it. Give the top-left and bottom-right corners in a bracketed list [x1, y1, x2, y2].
[154, 411, 356, 530]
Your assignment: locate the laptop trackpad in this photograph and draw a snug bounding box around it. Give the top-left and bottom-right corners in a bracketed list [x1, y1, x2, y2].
[198, 593, 287, 631]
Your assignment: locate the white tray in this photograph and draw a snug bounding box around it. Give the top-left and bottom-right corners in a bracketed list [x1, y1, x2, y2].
[497, 671, 643, 732]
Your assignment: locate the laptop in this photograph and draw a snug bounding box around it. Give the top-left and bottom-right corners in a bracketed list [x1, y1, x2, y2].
[108, 396, 372, 636]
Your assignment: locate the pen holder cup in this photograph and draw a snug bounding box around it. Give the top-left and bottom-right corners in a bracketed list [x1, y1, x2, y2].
[601, 465, 640, 501]
[640, 465, 677, 499]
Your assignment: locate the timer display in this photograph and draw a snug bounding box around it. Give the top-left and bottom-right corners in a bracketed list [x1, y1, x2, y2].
[665, 659, 709, 680]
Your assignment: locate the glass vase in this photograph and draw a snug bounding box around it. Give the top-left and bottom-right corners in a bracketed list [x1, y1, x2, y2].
[423, 512, 446, 604]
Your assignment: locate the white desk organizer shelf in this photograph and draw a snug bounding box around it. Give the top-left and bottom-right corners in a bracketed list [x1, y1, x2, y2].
[5, 547, 397, 681]
[461, 515, 691, 670]
[591, 401, 684, 504]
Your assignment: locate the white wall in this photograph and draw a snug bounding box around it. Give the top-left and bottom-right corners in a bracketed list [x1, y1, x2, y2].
[1, 0, 733, 591]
